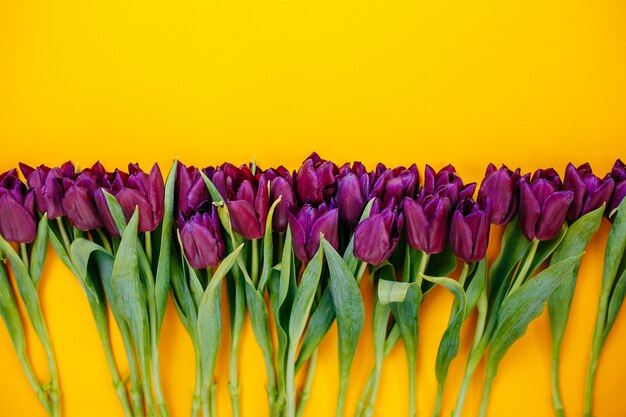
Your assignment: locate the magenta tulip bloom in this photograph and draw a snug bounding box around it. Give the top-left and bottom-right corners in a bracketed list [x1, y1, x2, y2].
[336, 162, 372, 227]
[519, 169, 574, 241]
[20, 161, 74, 219]
[287, 202, 339, 263]
[371, 163, 420, 207]
[264, 166, 296, 232]
[354, 199, 403, 265]
[210, 163, 269, 240]
[176, 162, 209, 216]
[404, 193, 452, 255]
[450, 199, 491, 264]
[477, 163, 525, 226]
[608, 159, 626, 218]
[563, 163, 615, 222]
[294, 153, 339, 205]
[0, 170, 36, 243]
[422, 164, 476, 206]
[62, 163, 106, 231]
[179, 202, 225, 269]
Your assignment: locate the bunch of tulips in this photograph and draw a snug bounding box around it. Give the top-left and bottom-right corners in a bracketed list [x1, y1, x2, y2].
[0, 153, 625, 417]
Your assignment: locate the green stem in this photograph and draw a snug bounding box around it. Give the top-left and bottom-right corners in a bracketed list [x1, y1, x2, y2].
[433, 384, 444, 417]
[551, 348, 565, 417]
[354, 367, 374, 417]
[152, 336, 169, 417]
[408, 357, 416, 417]
[56, 218, 72, 252]
[285, 347, 297, 417]
[296, 348, 318, 417]
[145, 232, 152, 264]
[478, 368, 495, 417]
[20, 243, 29, 269]
[119, 323, 145, 417]
[508, 239, 539, 295]
[191, 345, 202, 417]
[17, 352, 53, 416]
[210, 384, 218, 417]
[96, 228, 113, 254]
[251, 239, 259, 286]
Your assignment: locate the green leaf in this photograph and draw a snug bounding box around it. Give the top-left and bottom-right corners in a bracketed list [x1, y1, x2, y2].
[30, 214, 49, 287]
[548, 205, 604, 349]
[0, 236, 50, 348]
[528, 224, 568, 276]
[295, 201, 375, 370]
[378, 279, 415, 304]
[604, 267, 626, 342]
[423, 274, 466, 385]
[155, 160, 177, 333]
[0, 262, 27, 355]
[321, 237, 364, 416]
[489, 217, 532, 303]
[421, 247, 456, 296]
[169, 249, 196, 335]
[257, 194, 281, 292]
[103, 190, 128, 235]
[47, 221, 80, 277]
[486, 256, 581, 377]
[196, 244, 244, 399]
[288, 245, 324, 344]
[70, 238, 109, 299]
[601, 197, 626, 297]
[465, 259, 487, 317]
[389, 277, 421, 368]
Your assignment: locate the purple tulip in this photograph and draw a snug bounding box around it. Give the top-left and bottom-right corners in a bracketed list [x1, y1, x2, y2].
[95, 163, 165, 236]
[62, 163, 107, 231]
[0, 170, 37, 243]
[450, 198, 491, 264]
[176, 162, 209, 216]
[210, 163, 269, 240]
[179, 201, 225, 269]
[265, 166, 296, 232]
[477, 164, 525, 226]
[519, 169, 574, 241]
[354, 199, 404, 265]
[371, 163, 420, 207]
[608, 159, 626, 218]
[336, 162, 371, 227]
[404, 193, 452, 255]
[294, 153, 339, 205]
[287, 203, 339, 263]
[19, 161, 74, 219]
[422, 164, 476, 206]
[563, 163, 615, 221]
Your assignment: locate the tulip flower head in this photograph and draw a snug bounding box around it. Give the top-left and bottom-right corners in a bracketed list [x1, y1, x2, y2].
[519, 168, 574, 241]
[422, 164, 476, 206]
[294, 153, 339, 205]
[450, 198, 491, 264]
[563, 163, 615, 222]
[477, 163, 525, 226]
[608, 159, 626, 218]
[62, 162, 107, 231]
[404, 192, 452, 255]
[0, 169, 37, 243]
[20, 161, 74, 219]
[287, 202, 339, 263]
[178, 201, 225, 269]
[264, 166, 296, 232]
[353, 198, 404, 265]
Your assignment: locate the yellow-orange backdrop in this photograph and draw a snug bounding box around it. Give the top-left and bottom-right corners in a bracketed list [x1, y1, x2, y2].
[1, 0, 626, 416]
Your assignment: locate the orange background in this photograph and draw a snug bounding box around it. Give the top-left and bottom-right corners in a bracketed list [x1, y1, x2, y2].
[1, 0, 626, 416]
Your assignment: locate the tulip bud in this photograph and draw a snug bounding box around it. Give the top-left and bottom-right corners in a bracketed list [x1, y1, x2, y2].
[608, 159, 626, 218]
[354, 199, 403, 265]
[477, 163, 525, 226]
[95, 163, 165, 236]
[422, 164, 475, 206]
[0, 170, 37, 243]
[563, 163, 615, 221]
[336, 162, 372, 228]
[179, 202, 225, 269]
[404, 193, 452, 255]
[20, 161, 74, 219]
[294, 153, 339, 205]
[265, 166, 296, 232]
[370, 163, 419, 207]
[287, 203, 339, 263]
[450, 198, 491, 264]
[175, 162, 209, 216]
[62, 163, 105, 231]
[519, 169, 574, 241]
[210, 163, 269, 240]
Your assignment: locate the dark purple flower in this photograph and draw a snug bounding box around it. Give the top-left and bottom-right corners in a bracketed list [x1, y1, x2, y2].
[210, 163, 269, 240]
[95, 163, 165, 236]
[450, 199, 491, 264]
[0, 170, 36, 243]
[519, 169, 574, 241]
[62, 162, 107, 231]
[477, 164, 525, 226]
[353, 199, 403, 265]
[371, 163, 420, 207]
[19, 161, 74, 219]
[179, 202, 225, 269]
[175, 162, 209, 216]
[264, 166, 296, 232]
[563, 163, 615, 221]
[608, 159, 626, 218]
[404, 193, 452, 255]
[287, 203, 339, 263]
[335, 162, 371, 227]
[422, 164, 476, 206]
[294, 153, 339, 205]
